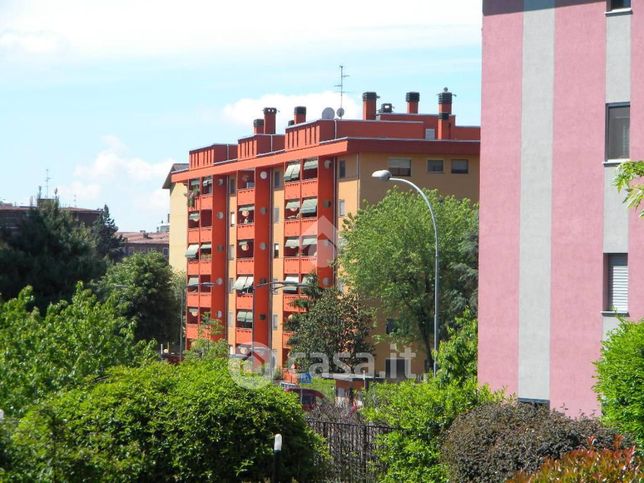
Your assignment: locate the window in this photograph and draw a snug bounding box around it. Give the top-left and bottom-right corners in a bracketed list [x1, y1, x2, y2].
[303, 159, 318, 180]
[238, 240, 253, 258]
[228, 244, 234, 260]
[272, 314, 279, 330]
[185, 244, 199, 260]
[230, 212, 236, 226]
[338, 199, 346, 217]
[427, 159, 444, 173]
[202, 176, 213, 194]
[606, 254, 628, 313]
[228, 278, 234, 293]
[228, 312, 234, 327]
[608, 0, 631, 10]
[233, 275, 254, 293]
[285, 200, 301, 219]
[284, 162, 301, 182]
[199, 243, 212, 260]
[338, 159, 346, 179]
[301, 198, 318, 218]
[606, 104, 630, 160]
[238, 205, 254, 224]
[273, 243, 280, 258]
[302, 237, 317, 257]
[451, 159, 469, 174]
[425, 128, 436, 140]
[388, 159, 411, 176]
[284, 237, 299, 257]
[187, 276, 200, 292]
[273, 170, 282, 188]
[283, 275, 300, 293]
[273, 206, 280, 223]
[229, 177, 236, 194]
[385, 318, 396, 335]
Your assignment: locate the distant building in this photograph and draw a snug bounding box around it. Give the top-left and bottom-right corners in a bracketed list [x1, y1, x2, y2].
[0, 199, 100, 233]
[119, 230, 169, 259]
[162, 163, 189, 273]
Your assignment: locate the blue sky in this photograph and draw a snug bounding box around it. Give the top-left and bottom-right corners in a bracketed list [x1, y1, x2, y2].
[0, 0, 483, 231]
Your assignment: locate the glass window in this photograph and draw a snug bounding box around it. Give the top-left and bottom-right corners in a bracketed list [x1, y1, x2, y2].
[427, 159, 444, 173]
[388, 159, 411, 176]
[284, 237, 300, 257]
[606, 254, 628, 312]
[273, 170, 282, 188]
[202, 176, 213, 194]
[338, 199, 346, 217]
[273, 243, 280, 259]
[303, 159, 318, 180]
[273, 206, 280, 223]
[229, 177, 236, 194]
[451, 159, 469, 174]
[606, 104, 630, 160]
[338, 159, 346, 179]
[285, 200, 301, 219]
[272, 314, 279, 330]
[608, 0, 631, 10]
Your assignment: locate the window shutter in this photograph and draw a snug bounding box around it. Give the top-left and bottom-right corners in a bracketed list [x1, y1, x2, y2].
[609, 254, 628, 312]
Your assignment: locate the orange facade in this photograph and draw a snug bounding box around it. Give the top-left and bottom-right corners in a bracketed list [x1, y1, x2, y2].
[173, 90, 481, 372]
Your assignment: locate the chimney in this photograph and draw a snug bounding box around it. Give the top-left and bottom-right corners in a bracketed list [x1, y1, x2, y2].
[380, 103, 393, 113]
[362, 92, 378, 120]
[406, 91, 420, 114]
[437, 88, 453, 140]
[263, 107, 277, 134]
[253, 119, 264, 135]
[294, 106, 306, 124]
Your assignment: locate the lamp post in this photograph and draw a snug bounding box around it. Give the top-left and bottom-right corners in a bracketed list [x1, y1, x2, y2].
[371, 169, 440, 376]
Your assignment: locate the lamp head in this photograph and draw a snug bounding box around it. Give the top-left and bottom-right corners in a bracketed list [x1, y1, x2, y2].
[371, 169, 392, 181]
[274, 433, 283, 452]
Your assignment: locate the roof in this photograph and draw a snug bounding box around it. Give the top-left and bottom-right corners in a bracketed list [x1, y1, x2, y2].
[162, 163, 189, 189]
[119, 231, 169, 245]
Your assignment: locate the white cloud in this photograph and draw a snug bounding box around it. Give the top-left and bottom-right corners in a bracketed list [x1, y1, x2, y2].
[0, 0, 482, 62]
[221, 91, 361, 130]
[0, 30, 65, 56]
[56, 181, 102, 203]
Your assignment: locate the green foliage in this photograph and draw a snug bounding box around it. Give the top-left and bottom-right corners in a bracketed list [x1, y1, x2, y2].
[339, 187, 478, 367]
[95, 252, 179, 343]
[183, 318, 228, 361]
[510, 436, 643, 482]
[8, 359, 326, 482]
[91, 204, 124, 262]
[595, 317, 644, 447]
[286, 278, 374, 372]
[0, 285, 155, 418]
[614, 160, 644, 217]
[0, 201, 106, 310]
[442, 401, 628, 483]
[363, 378, 500, 482]
[434, 309, 478, 387]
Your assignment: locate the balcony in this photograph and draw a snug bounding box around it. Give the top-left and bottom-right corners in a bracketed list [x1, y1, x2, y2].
[199, 227, 212, 243]
[236, 258, 254, 274]
[198, 258, 212, 275]
[188, 229, 200, 244]
[197, 196, 213, 210]
[284, 220, 300, 237]
[187, 260, 200, 275]
[237, 188, 254, 206]
[300, 257, 316, 273]
[284, 257, 300, 274]
[236, 328, 253, 344]
[237, 223, 255, 240]
[282, 331, 294, 347]
[199, 293, 212, 307]
[186, 323, 200, 340]
[301, 179, 318, 198]
[284, 182, 300, 200]
[300, 218, 317, 235]
[236, 293, 253, 310]
[284, 294, 305, 312]
[186, 292, 200, 307]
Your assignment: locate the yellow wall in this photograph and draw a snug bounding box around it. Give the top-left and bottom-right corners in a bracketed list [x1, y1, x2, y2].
[168, 182, 188, 274]
[271, 167, 285, 366]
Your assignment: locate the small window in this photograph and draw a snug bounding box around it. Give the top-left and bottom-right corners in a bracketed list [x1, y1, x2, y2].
[284, 162, 301, 182]
[606, 254, 628, 313]
[202, 176, 213, 194]
[606, 104, 630, 160]
[228, 277, 234, 293]
[427, 159, 444, 173]
[228, 244, 234, 260]
[425, 129, 436, 140]
[238, 205, 254, 224]
[273, 170, 282, 188]
[236, 310, 253, 329]
[451, 159, 469, 174]
[608, 0, 631, 10]
[338, 159, 346, 179]
[187, 276, 200, 292]
[388, 159, 411, 177]
[273, 243, 280, 259]
[385, 318, 396, 335]
[229, 177, 236, 194]
[228, 312, 234, 327]
[230, 212, 236, 226]
[338, 199, 346, 217]
[272, 313, 279, 330]
[273, 206, 280, 223]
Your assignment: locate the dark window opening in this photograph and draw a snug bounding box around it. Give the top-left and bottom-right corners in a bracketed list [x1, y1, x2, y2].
[284, 237, 300, 257]
[606, 104, 630, 160]
[237, 239, 254, 259]
[427, 159, 444, 173]
[238, 170, 255, 190]
[238, 205, 255, 224]
[285, 199, 301, 219]
[338, 159, 346, 179]
[451, 159, 469, 174]
[302, 159, 318, 180]
[388, 159, 411, 177]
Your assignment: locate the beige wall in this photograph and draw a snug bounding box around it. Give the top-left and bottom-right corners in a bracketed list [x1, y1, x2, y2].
[168, 182, 188, 274]
[227, 189, 237, 347]
[271, 167, 285, 366]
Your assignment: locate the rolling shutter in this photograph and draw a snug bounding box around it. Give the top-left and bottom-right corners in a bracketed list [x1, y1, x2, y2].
[608, 254, 628, 312]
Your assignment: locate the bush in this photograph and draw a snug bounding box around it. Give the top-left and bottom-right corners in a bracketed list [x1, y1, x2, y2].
[442, 401, 629, 483]
[8, 359, 326, 482]
[595, 317, 644, 448]
[363, 378, 500, 482]
[510, 436, 643, 482]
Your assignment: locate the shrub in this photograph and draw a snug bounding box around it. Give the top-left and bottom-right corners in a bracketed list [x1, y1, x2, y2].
[595, 317, 644, 448]
[510, 436, 643, 482]
[8, 359, 325, 482]
[442, 401, 629, 483]
[363, 378, 500, 482]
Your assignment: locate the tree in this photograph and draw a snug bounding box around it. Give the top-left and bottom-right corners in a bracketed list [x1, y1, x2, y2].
[7, 360, 326, 481]
[95, 252, 179, 343]
[339, 188, 479, 370]
[434, 309, 478, 387]
[614, 160, 644, 217]
[285, 279, 374, 373]
[0, 285, 154, 418]
[91, 204, 124, 262]
[594, 317, 644, 448]
[0, 200, 106, 310]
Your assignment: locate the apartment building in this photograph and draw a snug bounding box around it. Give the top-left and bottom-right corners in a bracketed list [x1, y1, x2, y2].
[479, 0, 644, 414]
[172, 90, 480, 374]
[162, 163, 189, 273]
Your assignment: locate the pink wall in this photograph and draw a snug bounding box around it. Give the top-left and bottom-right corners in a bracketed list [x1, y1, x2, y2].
[549, 1, 606, 416]
[478, 4, 522, 394]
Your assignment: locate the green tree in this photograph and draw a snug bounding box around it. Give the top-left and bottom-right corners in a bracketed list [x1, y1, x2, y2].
[8, 359, 326, 482]
[0, 285, 154, 418]
[595, 317, 644, 448]
[339, 188, 479, 370]
[183, 316, 228, 361]
[615, 160, 644, 217]
[286, 280, 374, 373]
[434, 309, 478, 387]
[0, 200, 106, 310]
[95, 252, 179, 343]
[91, 204, 124, 262]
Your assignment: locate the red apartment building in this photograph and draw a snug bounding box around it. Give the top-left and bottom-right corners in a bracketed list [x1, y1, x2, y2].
[172, 90, 481, 375]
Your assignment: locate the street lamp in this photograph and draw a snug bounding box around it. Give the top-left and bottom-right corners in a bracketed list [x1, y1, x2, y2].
[371, 169, 440, 376]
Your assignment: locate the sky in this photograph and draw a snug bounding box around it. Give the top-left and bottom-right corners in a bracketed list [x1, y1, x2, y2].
[0, 0, 483, 231]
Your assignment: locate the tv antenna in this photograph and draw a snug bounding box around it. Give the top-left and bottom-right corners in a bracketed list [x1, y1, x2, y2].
[334, 65, 349, 119]
[45, 169, 52, 198]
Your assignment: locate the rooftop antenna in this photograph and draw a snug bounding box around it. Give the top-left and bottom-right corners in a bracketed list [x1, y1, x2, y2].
[45, 169, 51, 199]
[334, 65, 349, 119]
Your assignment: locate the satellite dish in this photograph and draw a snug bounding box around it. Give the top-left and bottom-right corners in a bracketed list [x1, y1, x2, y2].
[336, 107, 345, 119]
[321, 107, 335, 120]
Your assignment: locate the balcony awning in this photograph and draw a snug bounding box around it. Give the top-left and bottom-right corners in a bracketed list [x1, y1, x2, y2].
[285, 200, 301, 211]
[200, 243, 212, 251]
[285, 238, 299, 249]
[188, 307, 199, 316]
[187, 276, 199, 287]
[189, 179, 200, 188]
[185, 244, 199, 259]
[237, 311, 253, 323]
[234, 275, 254, 291]
[284, 163, 301, 181]
[238, 205, 255, 212]
[300, 198, 318, 215]
[189, 212, 200, 221]
[283, 275, 300, 293]
[301, 237, 317, 247]
[203, 176, 212, 186]
[303, 159, 318, 170]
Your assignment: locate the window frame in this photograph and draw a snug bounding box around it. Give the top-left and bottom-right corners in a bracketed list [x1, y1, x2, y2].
[451, 159, 469, 174]
[607, 0, 631, 11]
[338, 159, 346, 179]
[388, 158, 412, 177]
[605, 103, 630, 162]
[605, 253, 629, 314]
[427, 159, 444, 174]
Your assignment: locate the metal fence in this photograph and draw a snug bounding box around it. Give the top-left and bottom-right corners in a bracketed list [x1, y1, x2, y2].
[306, 418, 393, 482]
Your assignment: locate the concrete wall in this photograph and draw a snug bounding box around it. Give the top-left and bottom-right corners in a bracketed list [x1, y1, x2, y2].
[168, 182, 188, 274]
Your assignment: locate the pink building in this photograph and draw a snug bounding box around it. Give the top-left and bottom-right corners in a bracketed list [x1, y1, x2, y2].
[479, 0, 644, 414]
